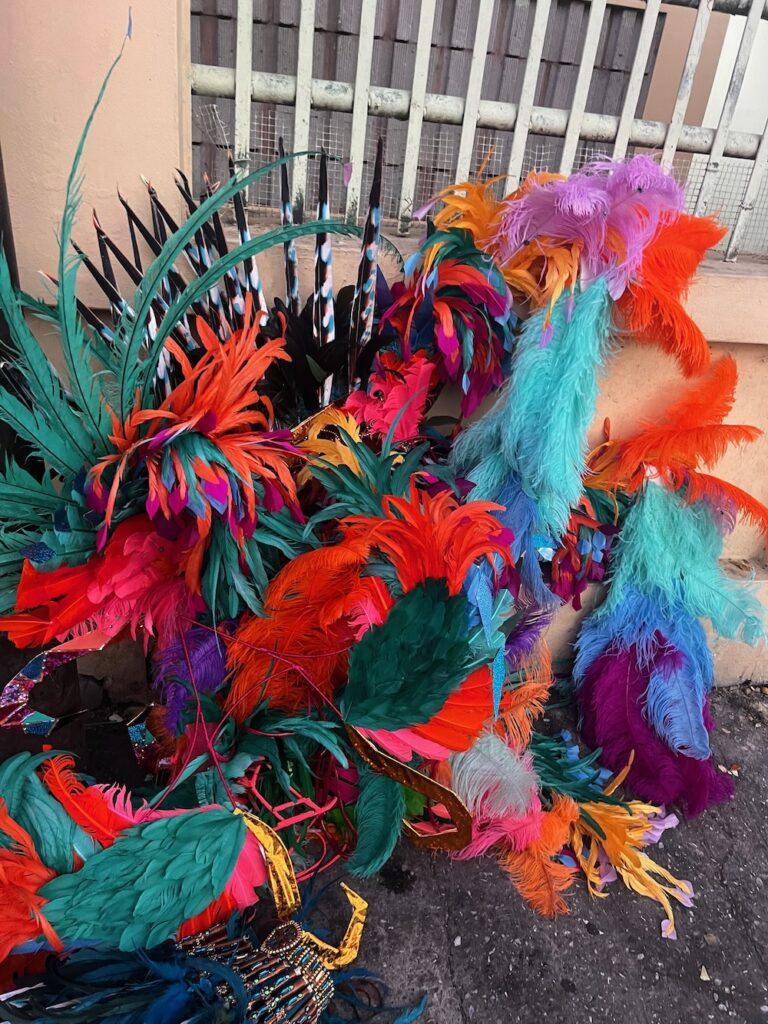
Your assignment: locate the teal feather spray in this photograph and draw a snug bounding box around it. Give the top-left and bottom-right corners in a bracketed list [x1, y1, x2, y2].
[0, 752, 100, 872]
[0, 459, 78, 516]
[500, 278, 613, 536]
[54, 39, 130, 451]
[451, 278, 613, 538]
[0, 255, 94, 470]
[601, 481, 765, 644]
[40, 808, 247, 950]
[347, 768, 405, 877]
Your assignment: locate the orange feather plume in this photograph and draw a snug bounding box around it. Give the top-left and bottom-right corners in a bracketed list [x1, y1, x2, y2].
[90, 298, 297, 551]
[0, 799, 61, 962]
[409, 665, 499, 753]
[341, 483, 514, 597]
[499, 794, 579, 917]
[225, 534, 381, 720]
[587, 356, 764, 496]
[41, 756, 127, 847]
[227, 484, 515, 724]
[499, 640, 553, 750]
[618, 213, 726, 376]
[424, 172, 567, 304]
[430, 176, 506, 248]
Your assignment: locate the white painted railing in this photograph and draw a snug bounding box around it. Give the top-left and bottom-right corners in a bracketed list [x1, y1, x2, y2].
[191, 0, 768, 259]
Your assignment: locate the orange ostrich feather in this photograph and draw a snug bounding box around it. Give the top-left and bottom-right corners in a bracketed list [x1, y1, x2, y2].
[0, 799, 61, 962]
[500, 794, 579, 917]
[423, 172, 567, 304]
[618, 213, 726, 376]
[586, 355, 768, 535]
[225, 533, 382, 720]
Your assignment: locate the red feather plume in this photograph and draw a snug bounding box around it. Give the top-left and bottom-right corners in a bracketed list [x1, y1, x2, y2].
[0, 799, 61, 962]
[618, 213, 726, 376]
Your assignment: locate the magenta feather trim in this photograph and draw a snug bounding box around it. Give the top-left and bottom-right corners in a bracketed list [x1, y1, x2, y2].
[577, 645, 733, 817]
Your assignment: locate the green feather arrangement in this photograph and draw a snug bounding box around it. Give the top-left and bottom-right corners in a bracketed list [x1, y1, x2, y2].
[40, 808, 246, 950]
[342, 579, 476, 730]
[347, 768, 406, 877]
[0, 752, 100, 872]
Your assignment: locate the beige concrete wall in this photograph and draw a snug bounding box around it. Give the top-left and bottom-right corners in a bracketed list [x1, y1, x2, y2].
[643, 5, 730, 125]
[0, 0, 190, 304]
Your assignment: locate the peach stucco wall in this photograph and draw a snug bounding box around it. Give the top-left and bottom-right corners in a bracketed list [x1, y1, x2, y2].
[0, 0, 190, 303]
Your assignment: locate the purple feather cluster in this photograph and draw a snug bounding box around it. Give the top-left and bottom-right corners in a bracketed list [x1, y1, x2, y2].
[494, 155, 684, 299]
[153, 625, 230, 732]
[577, 644, 733, 817]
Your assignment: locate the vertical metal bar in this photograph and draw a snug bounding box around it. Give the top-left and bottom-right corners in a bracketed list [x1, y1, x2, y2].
[345, 0, 378, 223]
[559, 0, 607, 174]
[397, 0, 437, 234]
[694, 0, 764, 217]
[292, 0, 316, 221]
[454, 1, 495, 184]
[725, 113, 768, 259]
[233, 0, 254, 175]
[506, 0, 552, 189]
[612, 0, 662, 159]
[661, 0, 713, 171]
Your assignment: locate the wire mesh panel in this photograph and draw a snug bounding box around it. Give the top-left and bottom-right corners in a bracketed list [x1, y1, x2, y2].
[249, 104, 296, 207]
[683, 154, 768, 256]
[190, 0, 662, 202]
[358, 121, 404, 221]
[192, 95, 234, 192]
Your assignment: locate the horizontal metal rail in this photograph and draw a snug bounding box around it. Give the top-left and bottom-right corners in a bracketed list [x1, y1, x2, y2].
[672, 0, 768, 14]
[191, 62, 765, 161]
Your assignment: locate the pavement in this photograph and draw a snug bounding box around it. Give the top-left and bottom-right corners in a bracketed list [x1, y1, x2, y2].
[321, 685, 768, 1024]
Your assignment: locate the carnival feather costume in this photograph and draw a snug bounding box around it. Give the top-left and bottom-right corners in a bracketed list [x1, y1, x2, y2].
[0, 45, 766, 1020]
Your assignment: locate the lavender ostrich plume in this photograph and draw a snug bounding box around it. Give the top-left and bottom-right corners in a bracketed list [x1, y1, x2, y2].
[348, 136, 383, 387]
[278, 136, 301, 317]
[494, 155, 684, 300]
[313, 149, 336, 405]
